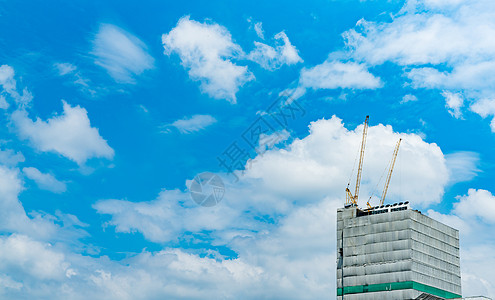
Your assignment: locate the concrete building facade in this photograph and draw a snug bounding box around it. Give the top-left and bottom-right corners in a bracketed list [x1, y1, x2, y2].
[337, 202, 462, 299]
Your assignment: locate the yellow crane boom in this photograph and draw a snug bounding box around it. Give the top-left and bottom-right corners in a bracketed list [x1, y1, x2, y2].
[380, 138, 401, 206]
[346, 116, 369, 206]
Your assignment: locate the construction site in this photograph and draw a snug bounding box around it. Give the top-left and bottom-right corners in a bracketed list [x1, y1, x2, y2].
[337, 116, 488, 300]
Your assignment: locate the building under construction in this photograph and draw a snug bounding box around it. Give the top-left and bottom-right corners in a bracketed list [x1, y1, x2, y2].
[337, 203, 462, 299]
[338, 116, 462, 299]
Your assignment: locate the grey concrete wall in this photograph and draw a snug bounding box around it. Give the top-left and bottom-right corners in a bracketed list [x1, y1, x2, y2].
[337, 205, 462, 299]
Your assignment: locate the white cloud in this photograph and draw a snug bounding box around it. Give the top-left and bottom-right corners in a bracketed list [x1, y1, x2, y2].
[0, 274, 22, 292]
[427, 187, 495, 298]
[470, 97, 495, 118]
[461, 245, 495, 298]
[248, 31, 303, 70]
[92, 24, 154, 84]
[256, 129, 290, 154]
[93, 189, 240, 243]
[54, 63, 77, 76]
[0, 65, 16, 95]
[454, 189, 495, 223]
[340, 0, 495, 127]
[0, 148, 25, 166]
[95, 116, 450, 246]
[0, 234, 72, 281]
[15, 88, 33, 108]
[254, 22, 264, 39]
[244, 116, 447, 206]
[91, 116, 453, 300]
[442, 91, 464, 118]
[162, 114, 217, 134]
[162, 16, 254, 103]
[53, 62, 96, 96]
[11, 197, 493, 300]
[0, 163, 88, 251]
[92, 187, 336, 298]
[0, 95, 9, 109]
[421, 0, 464, 8]
[406, 61, 495, 92]
[11, 100, 114, 165]
[275, 32, 302, 65]
[470, 98, 495, 132]
[0, 167, 29, 226]
[0, 166, 56, 239]
[23, 167, 66, 193]
[138, 104, 149, 114]
[0, 115, 468, 300]
[445, 151, 480, 184]
[0, 65, 32, 108]
[0, 167, 88, 297]
[401, 94, 418, 103]
[426, 213, 495, 297]
[300, 61, 382, 90]
[343, 0, 495, 67]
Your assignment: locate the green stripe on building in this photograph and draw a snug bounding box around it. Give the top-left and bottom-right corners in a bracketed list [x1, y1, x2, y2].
[337, 281, 461, 299]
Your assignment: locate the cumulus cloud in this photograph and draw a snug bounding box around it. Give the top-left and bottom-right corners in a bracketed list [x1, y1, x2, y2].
[248, 32, 303, 70]
[90, 116, 454, 299]
[162, 16, 254, 103]
[0, 65, 16, 95]
[470, 97, 495, 132]
[300, 61, 382, 90]
[454, 189, 495, 223]
[92, 24, 154, 84]
[0, 116, 469, 299]
[0, 166, 56, 239]
[244, 116, 448, 206]
[0, 148, 25, 166]
[11, 100, 114, 165]
[340, 0, 495, 127]
[0, 65, 32, 108]
[93, 189, 240, 243]
[0, 234, 73, 281]
[427, 188, 495, 297]
[342, 0, 495, 67]
[442, 91, 464, 118]
[0, 166, 88, 297]
[95, 116, 451, 245]
[0, 167, 27, 231]
[0, 201, 335, 299]
[162, 114, 217, 134]
[401, 94, 418, 103]
[22, 167, 66, 193]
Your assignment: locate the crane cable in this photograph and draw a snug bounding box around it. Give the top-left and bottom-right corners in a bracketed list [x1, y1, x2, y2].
[367, 160, 389, 208]
[366, 138, 402, 208]
[347, 139, 361, 189]
[380, 138, 402, 206]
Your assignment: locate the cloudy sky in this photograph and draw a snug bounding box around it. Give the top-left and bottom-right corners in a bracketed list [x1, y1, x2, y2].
[1, 0, 494, 299]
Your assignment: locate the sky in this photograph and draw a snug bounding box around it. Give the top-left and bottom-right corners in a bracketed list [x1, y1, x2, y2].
[0, 0, 495, 299]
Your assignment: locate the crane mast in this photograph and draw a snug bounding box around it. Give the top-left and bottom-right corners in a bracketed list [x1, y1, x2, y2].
[346, 116, 369, 206]
[380, 138, 401, 206]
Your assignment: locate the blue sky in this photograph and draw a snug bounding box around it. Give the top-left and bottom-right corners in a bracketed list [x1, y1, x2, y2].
[1, 0, 495, 298]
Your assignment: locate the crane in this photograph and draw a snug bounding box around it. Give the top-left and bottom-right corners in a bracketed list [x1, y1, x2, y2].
[380, 138, 401, 206]
[346, 116, 369, 206]
[365, 138, 402, 209]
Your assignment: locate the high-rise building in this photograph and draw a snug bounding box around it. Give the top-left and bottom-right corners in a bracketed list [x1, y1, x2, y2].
[337, 202, 462, 300]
